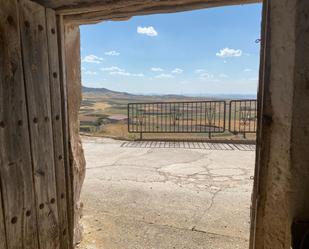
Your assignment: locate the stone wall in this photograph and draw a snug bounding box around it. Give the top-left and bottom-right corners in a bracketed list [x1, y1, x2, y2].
[252, 0, 309, 248]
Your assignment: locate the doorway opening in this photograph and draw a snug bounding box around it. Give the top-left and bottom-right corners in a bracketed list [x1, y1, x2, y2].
[75, 3, 262, 249]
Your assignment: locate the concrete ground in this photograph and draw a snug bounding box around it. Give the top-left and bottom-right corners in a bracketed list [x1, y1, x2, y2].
[78, 137, 255, 249]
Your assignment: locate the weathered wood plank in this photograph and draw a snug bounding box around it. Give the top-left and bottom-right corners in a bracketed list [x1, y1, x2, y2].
[64, 24, 86, 246]
[57, 14, 74, 247]
[63, 0, 261, 24]
[19, 0, 60, 248]
[0, 1, 40, 249]
[46, 8, 70, 249]
[32, 0, 261, 14]
[0, 189, 7, 249]
[0, 185, 7, 249]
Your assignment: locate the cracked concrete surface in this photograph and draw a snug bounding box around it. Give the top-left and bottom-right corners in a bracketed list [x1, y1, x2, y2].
[77, 137, 255, 249]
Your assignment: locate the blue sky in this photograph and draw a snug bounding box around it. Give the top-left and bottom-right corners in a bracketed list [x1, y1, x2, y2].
[80, 3, 262, 95]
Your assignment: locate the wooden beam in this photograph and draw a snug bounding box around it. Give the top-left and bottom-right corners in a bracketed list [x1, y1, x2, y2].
[46, 8, 70, 249]
[65, 0, 258, 24]
[19, 0, 61, 248]
[56, 14, 75, 248]
[0, 186, 7, 249]
[32, 0, 261, 14]
[63, 23, 86, 246]
[0, 1, 40, 248]
[59, 0, 261, 24]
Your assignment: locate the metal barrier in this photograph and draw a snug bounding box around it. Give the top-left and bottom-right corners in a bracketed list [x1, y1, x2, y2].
[128, 100, 257, 139]
[229, 100, 257, 137]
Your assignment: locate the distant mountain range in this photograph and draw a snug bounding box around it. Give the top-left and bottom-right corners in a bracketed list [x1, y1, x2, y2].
[82, 86, 257, 100]
[82, 86, 132, 96]
[82, 86, 188, 98]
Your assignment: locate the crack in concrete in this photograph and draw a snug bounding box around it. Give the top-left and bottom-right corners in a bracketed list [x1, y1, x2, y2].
[80, 138, 255, 249]
[87, 158, 251, 193]
[191, 187, 223, 229]
[141, 218, 247, 241]
[85, 208, 248, 241]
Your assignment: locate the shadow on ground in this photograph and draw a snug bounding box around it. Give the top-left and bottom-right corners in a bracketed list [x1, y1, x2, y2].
[121, 141, 256, 151]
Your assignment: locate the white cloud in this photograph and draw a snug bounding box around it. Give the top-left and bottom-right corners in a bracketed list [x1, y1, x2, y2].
[101, 66, 124, 72]
[216, 48, 242, 58]
[82, 54, 104, 63]
[134, 73, 145, 77]
[151, 67, 164, 72]
[137, 26, 158, 37]
[155, 74, 174, 79]
[195, 69, 216, 80]
[110, 71, 144, 77]
[244, 68, 252, 72]
[101, 66, 143, 77]
[105, 50, 120, 56]
[194, 69, 206, 74]
[218, 73, 228, 78]
[171, 68, 183, 74]
[249, 77, 259, 81]
[194, 70, 219, 82]
[199, 72, 214, 80]
[84, 70, 98, 75]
